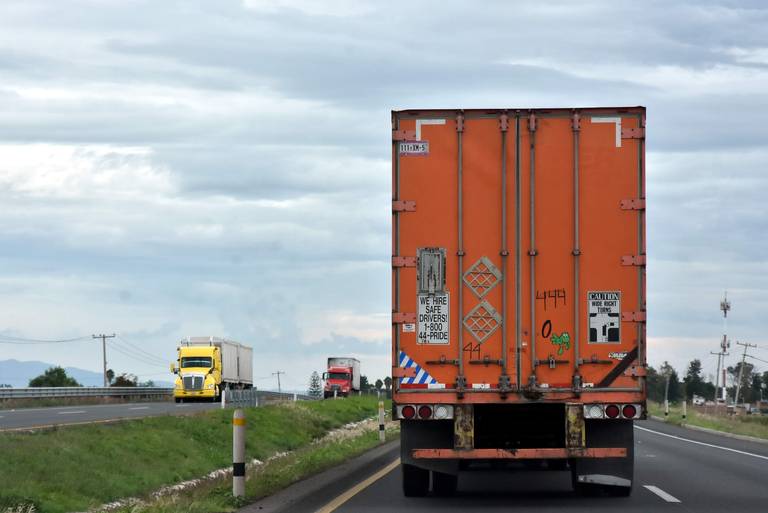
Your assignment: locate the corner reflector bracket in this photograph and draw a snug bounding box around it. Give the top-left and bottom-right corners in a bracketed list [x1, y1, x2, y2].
[392, 200, 416, 212]
[393, 129, 416, 141]
[620, 198, 645, 210]
[621, 255, 646, 266]
[393, 312, 416, 324]
[622, 311, 647, 322]
[621, 127, 645, 139]
[392, 256, 417, 268]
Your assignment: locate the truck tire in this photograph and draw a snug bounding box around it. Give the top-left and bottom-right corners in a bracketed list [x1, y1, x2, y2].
[402, 464, 429, 497]
[174, 398, 180, 404]
[432, 471, 457, 496]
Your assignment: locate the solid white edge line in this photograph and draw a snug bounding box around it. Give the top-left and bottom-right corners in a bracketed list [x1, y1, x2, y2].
[635, 425, 768, 461]
[644, 485, 681, 503]
[129, 406, 150, 410]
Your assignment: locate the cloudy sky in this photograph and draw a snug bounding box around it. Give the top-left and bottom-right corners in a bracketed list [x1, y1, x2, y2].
[0, 0, 766, 389]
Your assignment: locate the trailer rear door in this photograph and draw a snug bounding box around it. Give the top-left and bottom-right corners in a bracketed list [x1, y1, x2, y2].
[392, 108, 645, 397]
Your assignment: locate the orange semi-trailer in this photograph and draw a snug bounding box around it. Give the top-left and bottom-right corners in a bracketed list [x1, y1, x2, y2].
[391, 107, 646, 497]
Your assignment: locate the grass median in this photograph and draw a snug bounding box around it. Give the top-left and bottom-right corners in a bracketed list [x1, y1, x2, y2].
[111, 422, 400, 513]
[0, 396, 384, 513]
[648, 401, 768, 440]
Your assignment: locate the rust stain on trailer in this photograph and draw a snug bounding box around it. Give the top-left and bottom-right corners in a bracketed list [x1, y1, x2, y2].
[412, 447, 627, 459]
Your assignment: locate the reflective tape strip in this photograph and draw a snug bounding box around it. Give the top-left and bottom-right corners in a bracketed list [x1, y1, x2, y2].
[233, 418, 246, 426]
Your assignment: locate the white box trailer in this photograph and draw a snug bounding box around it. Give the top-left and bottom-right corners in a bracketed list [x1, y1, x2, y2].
[185, 336, 253, 386]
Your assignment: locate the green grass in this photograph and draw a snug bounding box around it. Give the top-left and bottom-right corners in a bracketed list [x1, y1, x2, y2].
[0, 397, 383, 513]
[115, 426, 400, 513]
[648, 401, 768, 440]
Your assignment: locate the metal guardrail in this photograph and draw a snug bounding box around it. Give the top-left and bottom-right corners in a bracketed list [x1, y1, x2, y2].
[221, 389, 318, 408]
[0, 387, 321, 402]
[0, 387, 173, 399]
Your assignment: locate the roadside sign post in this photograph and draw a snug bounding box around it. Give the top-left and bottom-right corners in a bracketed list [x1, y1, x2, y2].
[233, 409, 246, 497]
[378, 401, 385, 443]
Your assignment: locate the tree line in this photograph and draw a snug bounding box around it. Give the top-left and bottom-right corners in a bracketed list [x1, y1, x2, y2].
[648, 358, 767, 404]
[25, 366, 155, 387]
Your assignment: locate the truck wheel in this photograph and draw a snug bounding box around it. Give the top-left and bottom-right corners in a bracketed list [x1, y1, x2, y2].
[402, 464, 429, 497]
[174, 398, 180, 404]
[432, 471, 457, 496]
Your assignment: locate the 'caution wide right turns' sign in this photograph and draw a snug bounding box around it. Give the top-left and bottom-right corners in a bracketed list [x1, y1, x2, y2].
[588, 291, 621, 343]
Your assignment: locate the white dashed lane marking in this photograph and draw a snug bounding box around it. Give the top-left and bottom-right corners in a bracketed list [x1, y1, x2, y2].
[57, 410, 86, 415]
[644, 485, 681, 503]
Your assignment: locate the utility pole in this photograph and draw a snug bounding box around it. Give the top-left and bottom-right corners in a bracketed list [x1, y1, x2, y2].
[272, 371, 285, 394]
[734, 341, 757, 406]
[92, 334, 116, 387]
[711, 292, 731, 403]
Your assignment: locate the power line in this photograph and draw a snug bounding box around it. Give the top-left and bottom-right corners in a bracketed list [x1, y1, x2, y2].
[0, 335, 90, 344]
[746, 354, 768, 365]
[114, 335, 167, 365]
[106, 340, 168, 369]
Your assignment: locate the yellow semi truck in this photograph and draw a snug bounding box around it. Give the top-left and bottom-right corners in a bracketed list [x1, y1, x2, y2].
[170, 336, 253, 402]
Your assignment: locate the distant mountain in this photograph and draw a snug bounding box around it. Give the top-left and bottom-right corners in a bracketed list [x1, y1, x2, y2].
[0, 359, 172, 388]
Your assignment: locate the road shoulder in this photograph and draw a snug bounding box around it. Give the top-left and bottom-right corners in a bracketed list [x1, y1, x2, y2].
[239, 440, 399, 513]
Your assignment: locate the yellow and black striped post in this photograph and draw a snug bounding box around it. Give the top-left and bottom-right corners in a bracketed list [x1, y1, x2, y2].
[378, 401, 385, 443]
[233, 408, 246, 497]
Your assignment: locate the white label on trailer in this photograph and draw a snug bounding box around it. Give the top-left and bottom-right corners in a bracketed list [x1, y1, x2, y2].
[399, 141, 429, 156]
[588, 291, 621, 343]
[402, 323, 416, 333]
[417, 292, 449, 344]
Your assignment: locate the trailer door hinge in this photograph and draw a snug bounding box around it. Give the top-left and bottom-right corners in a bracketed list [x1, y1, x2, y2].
[393, 312, 416, 324]
[392, 200, 416, 212]
[622, 311, 647, 322]
[620, 198, 646, 210]
[392, 367, 416, 378]
[624, 365, 647, 377]
[621, 127, 645, 139]
[392, 256, 416, 268]
[621, 255, 646, 266]
[392, 129, 416, 142]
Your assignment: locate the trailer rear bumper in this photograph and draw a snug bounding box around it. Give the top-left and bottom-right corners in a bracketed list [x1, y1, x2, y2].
[412, 447, 626, 460]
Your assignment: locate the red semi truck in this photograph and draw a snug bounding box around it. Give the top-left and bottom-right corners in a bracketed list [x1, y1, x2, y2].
[391, 107, 647, 497]
[323, 357, 361, 398]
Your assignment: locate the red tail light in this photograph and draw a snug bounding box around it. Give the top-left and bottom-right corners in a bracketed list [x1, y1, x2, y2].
[622, 404, 637, 419]
[401, 405, 416, 419]
[418, 405, 433, 419]
[605, 404, 620, 418]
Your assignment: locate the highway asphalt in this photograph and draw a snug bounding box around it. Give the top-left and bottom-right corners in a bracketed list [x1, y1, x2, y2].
[260, 419, 768, 512]
[0, 401, 219, 431]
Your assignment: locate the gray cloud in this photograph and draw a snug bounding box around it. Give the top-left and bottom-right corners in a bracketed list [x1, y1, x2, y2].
[0, 0, 766, 386]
